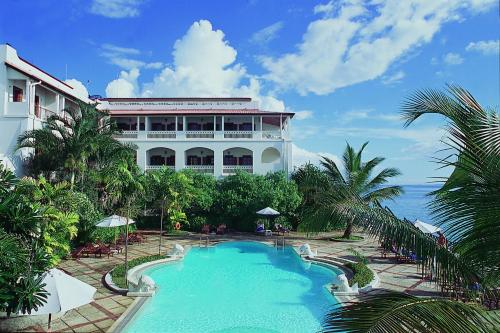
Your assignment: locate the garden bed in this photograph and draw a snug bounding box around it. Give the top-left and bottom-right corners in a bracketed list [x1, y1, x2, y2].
[110, 254, 164, 289]
[330, 235, 364, 242]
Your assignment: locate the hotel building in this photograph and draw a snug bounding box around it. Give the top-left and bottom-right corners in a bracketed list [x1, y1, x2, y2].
[99, 98, 293, 177]
[0, 44, 294, 177]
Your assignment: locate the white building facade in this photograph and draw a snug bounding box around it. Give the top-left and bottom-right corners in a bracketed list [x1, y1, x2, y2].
[0, 44, 90, 176]
[0, 44, 294, 177]
[99, 98, 294, 177]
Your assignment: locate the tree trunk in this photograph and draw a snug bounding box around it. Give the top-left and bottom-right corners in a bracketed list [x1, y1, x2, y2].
[124, 205, 130, 288]
[70, 170, 75, 189]
[342, 217, 354, 239]
[159, 202, 164, 255]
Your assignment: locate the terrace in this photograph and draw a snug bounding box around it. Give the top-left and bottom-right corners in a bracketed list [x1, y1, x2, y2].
[111, 115, 288, 140]
[2, 232, 440, 332]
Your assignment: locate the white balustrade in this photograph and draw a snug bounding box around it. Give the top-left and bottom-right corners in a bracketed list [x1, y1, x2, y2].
[147, 131, 176, 139]
[261, 131, 282, 139]
[185, 131, 214, 139]
[222, 165, 253, 174]
[223, 131, 253, 139]
[114, 130, 138, 139]
[145, 165, 175, 171]
[185, 165, 214, 174]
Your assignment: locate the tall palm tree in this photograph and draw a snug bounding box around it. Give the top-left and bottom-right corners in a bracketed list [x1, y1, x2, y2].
[317, 143, 403, 238]
[17, 102, 119, 188]
[322, 86, 500, 332]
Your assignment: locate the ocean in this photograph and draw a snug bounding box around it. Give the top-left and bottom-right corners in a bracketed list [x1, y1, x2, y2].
[383, 184, 441, 224]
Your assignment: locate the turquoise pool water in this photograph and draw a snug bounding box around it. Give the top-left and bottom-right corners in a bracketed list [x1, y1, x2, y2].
[124, 241, 340, 333]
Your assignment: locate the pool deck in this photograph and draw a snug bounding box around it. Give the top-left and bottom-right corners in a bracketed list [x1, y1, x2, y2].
[5, 232, 440, 332]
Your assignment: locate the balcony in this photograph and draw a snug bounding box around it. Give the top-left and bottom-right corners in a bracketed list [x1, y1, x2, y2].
[145, 165, 175, 171]
[222, 165, 253, 174]
[147, 131, 176, 139]
[186, 130, 214, 139]
[185, 165, 214, 174]
[223, 131, 253, 139]
[114, 130, 138, 139]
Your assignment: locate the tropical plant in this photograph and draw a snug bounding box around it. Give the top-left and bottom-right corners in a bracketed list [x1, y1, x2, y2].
[322, 86, 500, 332]
[17, 102, 123, 188]
[302, 142, 403, 238]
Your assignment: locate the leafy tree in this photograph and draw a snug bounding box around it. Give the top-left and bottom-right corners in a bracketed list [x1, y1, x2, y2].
[322, 86, 500, 332]
[303, 142, 402, 238]
[214, 171, 300, 231]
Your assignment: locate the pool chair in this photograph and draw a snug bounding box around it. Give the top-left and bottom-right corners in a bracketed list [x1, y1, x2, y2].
[216, 224, 227, 235]
[274, 224, 290, 236]
[201, 224, 210, 234]
[255, 223, 266, 235]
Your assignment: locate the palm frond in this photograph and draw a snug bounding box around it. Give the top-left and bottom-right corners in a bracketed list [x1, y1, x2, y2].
[322, 292, 500, 333]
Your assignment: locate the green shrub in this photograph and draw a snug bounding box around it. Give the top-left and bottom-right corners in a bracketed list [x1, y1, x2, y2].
[111, 254, 164, 288]
[345, 262, 374, 288]
[189, 216, 207, 232]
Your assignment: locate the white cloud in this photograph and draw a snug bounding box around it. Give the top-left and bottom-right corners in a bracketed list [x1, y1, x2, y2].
[313, 1, 335, 15]
[382, 70, 405, 85]
[327, 126, 447, 154]
[261, 0, 493, 95]
[90, 0, 145, 18]
[65, 79, 89, 99]
[64, 79, 89, 98]
[292, 143, 341, 168]
[292, 125, 320, 140]
[443, 52, 464, 65]
[251, 21, 284, 44]
[100, 43, 162, 71]
[105, 20, 285, 112]
[293, 110, 313, 120]
[105, 68, 140, 97]
[466, 40, 499, 55]
[339, 108, 401, 124]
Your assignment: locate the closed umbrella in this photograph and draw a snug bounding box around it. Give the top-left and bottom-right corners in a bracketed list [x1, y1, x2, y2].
[414, 219, 441, 235]
[25, 268, 96, 329]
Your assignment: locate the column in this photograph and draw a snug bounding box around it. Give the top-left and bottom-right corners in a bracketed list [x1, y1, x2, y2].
[136, 146, 147, 172]
[175, 148, 184, 172]
[214, 146, 223, 178]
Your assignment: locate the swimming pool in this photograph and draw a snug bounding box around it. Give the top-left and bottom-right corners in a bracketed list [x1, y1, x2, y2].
[123, 241, 340, 333]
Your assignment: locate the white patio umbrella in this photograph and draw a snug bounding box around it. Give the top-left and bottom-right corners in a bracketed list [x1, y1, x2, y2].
[96, 214, 135, 228]
[25, 268, 96, 329]
[256, 207, 280, 230]
[414, 219, 441, 234]
[96, 215, 135, 245]
[256, 207, 280, 216]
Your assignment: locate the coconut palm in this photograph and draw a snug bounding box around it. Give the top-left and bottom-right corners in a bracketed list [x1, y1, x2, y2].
[314, 143, 403, 238]
[17, 102, 119, 188]
[322, 86, 500, 332]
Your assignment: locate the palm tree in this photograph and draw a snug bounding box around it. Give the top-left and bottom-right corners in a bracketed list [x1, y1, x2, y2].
[17, 102, 119, 188]
[315, 142, 403, 239]
[322, 86, 500, 332]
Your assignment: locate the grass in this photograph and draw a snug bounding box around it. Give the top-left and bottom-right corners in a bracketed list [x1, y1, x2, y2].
[345, 261, 374, 287]
[110, 254, 164, 289]
[330, 235, 364, 242]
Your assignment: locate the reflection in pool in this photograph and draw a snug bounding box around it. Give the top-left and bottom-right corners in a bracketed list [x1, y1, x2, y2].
[124, 241, 340, 333]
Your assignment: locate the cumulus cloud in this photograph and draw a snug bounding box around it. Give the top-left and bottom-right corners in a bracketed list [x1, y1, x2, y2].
[292, 143, 341, 168]
[105, 20, 285, 112]
[339, 108, 401, 124]
[443, 52, 464, 65]
[105, 68, 140, 97]
[65, 79, 89, 99]
[466, 40, 499, 55]
[251, 21, 284, 44]
[261, 0, 493, 95]
[90, 0, 145, 18]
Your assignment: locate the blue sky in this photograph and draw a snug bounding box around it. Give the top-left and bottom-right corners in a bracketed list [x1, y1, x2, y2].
[1, 0, 499, 184]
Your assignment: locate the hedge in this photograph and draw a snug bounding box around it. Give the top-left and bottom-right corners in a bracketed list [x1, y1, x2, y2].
[110, 254, 164, 288]
[345, 261, 374, 288]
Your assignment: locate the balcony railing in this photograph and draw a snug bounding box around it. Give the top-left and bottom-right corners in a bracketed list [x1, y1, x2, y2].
[223, 131, 253, 139]
[222, 165, 253, 174]
[145, 165, 175, 171]
[185, 165, 214, 174]
[186, 131, 214, 139]
[114, 130, 138, 139]
[147, 131, 176, 139]
[262, 131, 282, 139]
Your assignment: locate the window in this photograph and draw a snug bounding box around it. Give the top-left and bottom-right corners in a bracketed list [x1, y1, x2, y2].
[13, 86, 24, 102]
